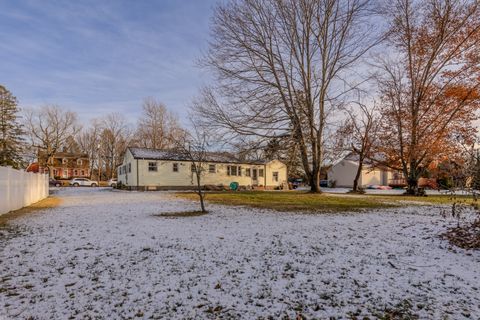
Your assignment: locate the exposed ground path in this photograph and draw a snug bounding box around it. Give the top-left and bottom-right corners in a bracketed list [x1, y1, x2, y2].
[0, 188, 479, 319]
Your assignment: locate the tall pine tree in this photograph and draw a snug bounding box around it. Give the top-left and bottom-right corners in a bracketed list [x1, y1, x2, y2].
[0, 85, 24, 168]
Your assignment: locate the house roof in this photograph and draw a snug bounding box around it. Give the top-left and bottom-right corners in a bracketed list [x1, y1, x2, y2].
[26, 162, 39, 173]
[128, 147, 266, 165]
[339, 152, 391, 170]
[39, 151, 88, 159]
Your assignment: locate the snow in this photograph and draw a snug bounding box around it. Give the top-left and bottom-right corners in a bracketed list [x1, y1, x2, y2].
[1, 188, 479, 319]
[128, 147, 261, 164]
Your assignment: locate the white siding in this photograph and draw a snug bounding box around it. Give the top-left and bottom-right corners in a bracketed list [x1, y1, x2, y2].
[264, 160, 288, 187]
[117, 149, 138, 187]
[327, 160, 359, 188]
[327, 159, 392, 188]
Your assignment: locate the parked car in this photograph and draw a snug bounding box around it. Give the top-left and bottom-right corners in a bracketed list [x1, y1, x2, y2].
[69, 178, 98, 187]
[289, 178, 303, 189]
[49, 178, 62, 187]
[320, 180, 329, 188]
[108, 178, 117, 187]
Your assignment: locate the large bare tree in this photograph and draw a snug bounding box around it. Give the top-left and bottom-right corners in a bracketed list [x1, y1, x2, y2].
[24, 105, 80, 176]
[76, 119, 102, 179]
[99, 113, 132, 180]
[194, 0, 381, 192]
[377, 0, 480, 195]
[134, 98, 182, 149]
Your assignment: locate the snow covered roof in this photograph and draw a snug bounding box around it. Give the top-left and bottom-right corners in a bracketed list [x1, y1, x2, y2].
[128, 147, 266, 164]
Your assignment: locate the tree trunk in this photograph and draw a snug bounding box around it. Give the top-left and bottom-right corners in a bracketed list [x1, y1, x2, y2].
[352, 161, 363, 192]
[198, 190, 206, 213]
[405, 177, 418, 195]
[309, 164, 321, 193]
[405, 165, 421, 195]
[196, 171, 207, 213]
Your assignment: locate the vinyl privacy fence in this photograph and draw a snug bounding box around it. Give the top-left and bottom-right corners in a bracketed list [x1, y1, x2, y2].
[0, 166, 49, 215]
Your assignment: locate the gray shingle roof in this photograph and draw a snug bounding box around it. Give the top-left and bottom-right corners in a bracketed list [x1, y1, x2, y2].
[128, 147, 265, 164]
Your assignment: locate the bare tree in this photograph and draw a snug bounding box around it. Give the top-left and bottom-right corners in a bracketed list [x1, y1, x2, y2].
[24, 105, 80, 176]
[134, 98, 182, 149]
[77, 119, 102, 179]
[338, 103, 382, 192]
[377, 0, 480, 195]
[99, 113, 132, 180]
[194, 0, 382, 192]
[173, 126, 209, 213]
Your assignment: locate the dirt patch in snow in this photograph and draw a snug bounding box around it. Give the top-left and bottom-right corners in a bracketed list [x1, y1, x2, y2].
[441, 219, 480, 250]
[153, 211, 209, 218]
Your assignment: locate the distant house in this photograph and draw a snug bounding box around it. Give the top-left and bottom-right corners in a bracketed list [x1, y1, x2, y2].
[117, 147, 288, 190]
[32, 151, 90, 179]
[327, 154, 399, 188]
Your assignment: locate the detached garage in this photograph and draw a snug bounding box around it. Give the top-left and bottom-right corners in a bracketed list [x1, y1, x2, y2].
[327, 154, 393, 188]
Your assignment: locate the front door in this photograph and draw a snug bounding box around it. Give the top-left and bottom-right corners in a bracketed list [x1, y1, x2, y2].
[252, 169, 258, 186]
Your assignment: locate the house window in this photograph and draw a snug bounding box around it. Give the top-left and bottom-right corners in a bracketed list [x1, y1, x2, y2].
[246, 168, 251, 177]
[191, 164, 196, 172]
[148, 162, 157, 172]
[228, 165, 241, 176]
[259, 169, 264, 177]
[209, 164, 216, 173]
[53, 169, 57, 176]
[74, 169, 78, 176]
[81, 170, 85, 176]
[173, 163, 179, 172]
[128, 163, 131, 173]
[77, 159, 82, 165]
[273, 171, 279, 182]
[62, 158, 67, 164]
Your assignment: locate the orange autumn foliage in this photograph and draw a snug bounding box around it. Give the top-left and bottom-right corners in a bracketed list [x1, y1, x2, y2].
[377, 0, 480, 194]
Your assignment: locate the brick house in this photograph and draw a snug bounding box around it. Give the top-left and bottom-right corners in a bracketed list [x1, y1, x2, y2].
[36, 151, 90, 180]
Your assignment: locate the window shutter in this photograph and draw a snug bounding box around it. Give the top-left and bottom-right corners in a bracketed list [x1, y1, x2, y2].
[227, 166, 230, 176]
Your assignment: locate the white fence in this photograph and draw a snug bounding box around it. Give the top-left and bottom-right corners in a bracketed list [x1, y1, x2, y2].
[0, 166, 49, 215]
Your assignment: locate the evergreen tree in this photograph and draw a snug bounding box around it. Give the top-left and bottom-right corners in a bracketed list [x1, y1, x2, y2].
[0, 85, 24, 168]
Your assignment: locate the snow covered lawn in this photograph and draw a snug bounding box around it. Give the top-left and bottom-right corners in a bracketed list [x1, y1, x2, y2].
[0, 188, 479, 319]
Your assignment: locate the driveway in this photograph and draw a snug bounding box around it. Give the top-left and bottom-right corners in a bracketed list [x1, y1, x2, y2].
[0, 188, 479, 319]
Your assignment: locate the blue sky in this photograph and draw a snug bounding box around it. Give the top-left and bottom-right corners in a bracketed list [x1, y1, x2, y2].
[0, 0, 217, 125]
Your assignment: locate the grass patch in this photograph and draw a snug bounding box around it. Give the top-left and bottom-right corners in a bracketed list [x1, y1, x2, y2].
[175, 191, 475, 213]
[176, 191, 395, 212]
[0, 196, 62, 227]
[153, 211, 208, 218]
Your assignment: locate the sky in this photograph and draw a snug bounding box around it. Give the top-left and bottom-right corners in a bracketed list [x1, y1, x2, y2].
[0, 0, 218, 126]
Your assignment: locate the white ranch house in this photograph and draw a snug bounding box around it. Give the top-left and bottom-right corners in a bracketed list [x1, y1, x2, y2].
[117, 147, 287, 190]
